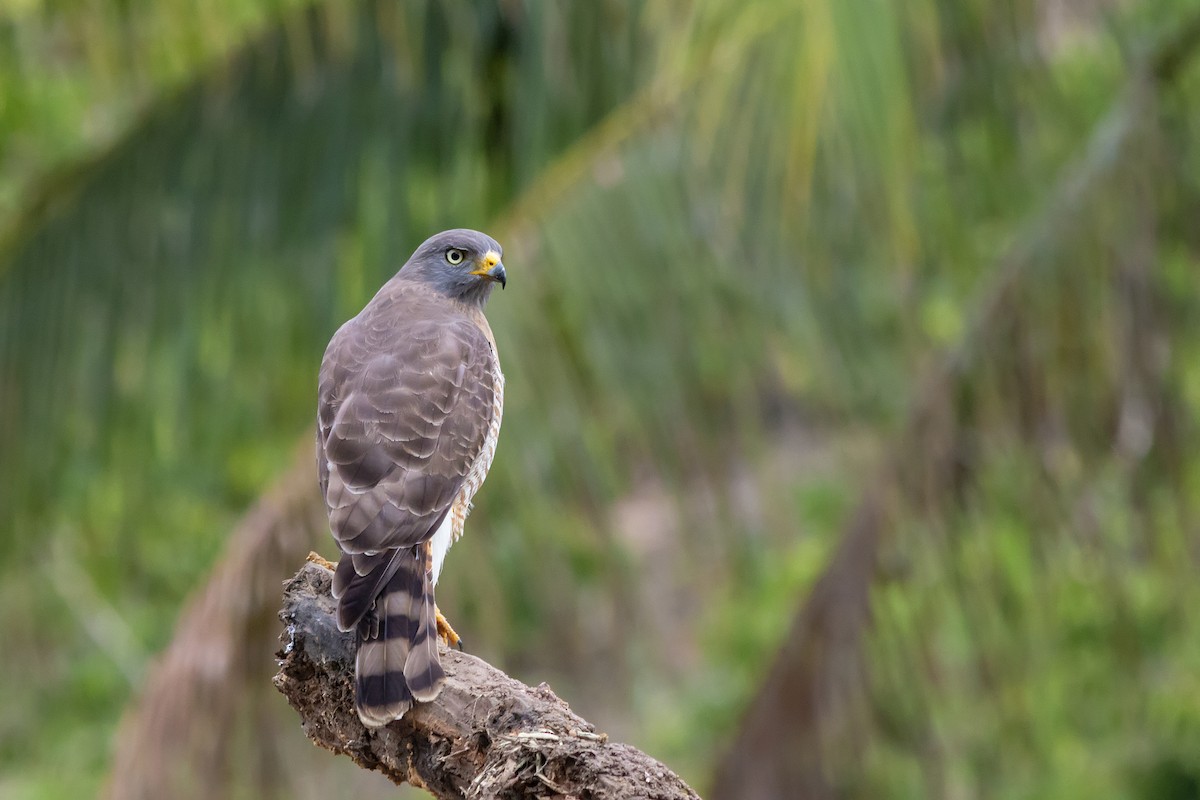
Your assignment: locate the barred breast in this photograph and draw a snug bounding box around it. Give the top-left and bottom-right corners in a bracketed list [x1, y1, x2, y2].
[429, 358, 504, 584]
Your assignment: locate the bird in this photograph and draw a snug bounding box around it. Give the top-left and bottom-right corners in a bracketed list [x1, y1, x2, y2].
[316, 229, 507, 726]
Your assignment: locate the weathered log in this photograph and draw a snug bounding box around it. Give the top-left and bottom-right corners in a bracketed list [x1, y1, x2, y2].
[274, 557, 701, 800]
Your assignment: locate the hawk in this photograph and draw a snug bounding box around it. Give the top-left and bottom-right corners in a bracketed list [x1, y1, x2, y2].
[317, 229, 507, 726]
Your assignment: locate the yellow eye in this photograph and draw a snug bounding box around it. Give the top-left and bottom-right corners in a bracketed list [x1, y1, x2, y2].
[445, 249, 465, 265]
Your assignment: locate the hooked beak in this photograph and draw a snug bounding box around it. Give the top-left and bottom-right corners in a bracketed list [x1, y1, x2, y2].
[471, 251, 507, 289]
[487, 262, 507, 289]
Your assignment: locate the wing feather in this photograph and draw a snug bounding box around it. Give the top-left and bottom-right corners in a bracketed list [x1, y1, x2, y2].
[317, 283, 496, 557]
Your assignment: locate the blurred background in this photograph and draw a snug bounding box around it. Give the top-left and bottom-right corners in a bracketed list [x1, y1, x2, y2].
[2, 0, 1200, 798]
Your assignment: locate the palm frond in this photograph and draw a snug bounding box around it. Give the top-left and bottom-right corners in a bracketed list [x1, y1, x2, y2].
[2, 0, 1200, 797]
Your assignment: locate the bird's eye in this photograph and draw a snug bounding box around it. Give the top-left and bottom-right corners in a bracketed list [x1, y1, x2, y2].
[445, 249, 465, 265]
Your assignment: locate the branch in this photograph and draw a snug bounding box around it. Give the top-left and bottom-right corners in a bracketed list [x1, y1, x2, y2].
[274, 557, 701, 800]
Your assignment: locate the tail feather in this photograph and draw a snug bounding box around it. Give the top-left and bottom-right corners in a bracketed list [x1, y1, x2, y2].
[351, 544, 445, 727]
[404, 548, 444, 702]
[333, 549, 395, 633]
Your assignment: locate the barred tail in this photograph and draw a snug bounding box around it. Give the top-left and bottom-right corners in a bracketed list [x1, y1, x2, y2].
[352, 543, 445, 727]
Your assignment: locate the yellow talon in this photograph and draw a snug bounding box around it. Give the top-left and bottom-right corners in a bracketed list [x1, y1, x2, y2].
[306, 551, 337, 571]
[435, 605, 463, 650]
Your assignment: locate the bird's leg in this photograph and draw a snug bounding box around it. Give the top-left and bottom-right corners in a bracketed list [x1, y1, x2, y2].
[435, 605, 463, 650]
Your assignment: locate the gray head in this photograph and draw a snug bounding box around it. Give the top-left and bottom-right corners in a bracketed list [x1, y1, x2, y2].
[399, 229, 507, 307]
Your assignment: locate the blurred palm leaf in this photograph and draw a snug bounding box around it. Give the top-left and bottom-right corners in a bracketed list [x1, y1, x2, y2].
[3, 0, 1200, 798]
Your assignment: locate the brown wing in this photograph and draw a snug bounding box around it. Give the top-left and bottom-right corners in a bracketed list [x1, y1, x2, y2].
[316, 285, 496, 630]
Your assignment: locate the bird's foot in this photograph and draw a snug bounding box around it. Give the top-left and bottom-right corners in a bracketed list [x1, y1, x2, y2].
[305, 551, 337, 571]
[435, 605, 464, 650]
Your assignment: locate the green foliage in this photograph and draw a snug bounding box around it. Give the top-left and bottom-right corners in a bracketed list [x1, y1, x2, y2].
[2, 0, 1200, 797]
[862, 451, 1200, 800]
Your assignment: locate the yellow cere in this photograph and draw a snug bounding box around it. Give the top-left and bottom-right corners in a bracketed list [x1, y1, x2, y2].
[472, 250, 501, 275]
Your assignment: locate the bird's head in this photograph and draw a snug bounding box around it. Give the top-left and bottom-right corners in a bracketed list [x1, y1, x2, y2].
[400, 229, 507, 306]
